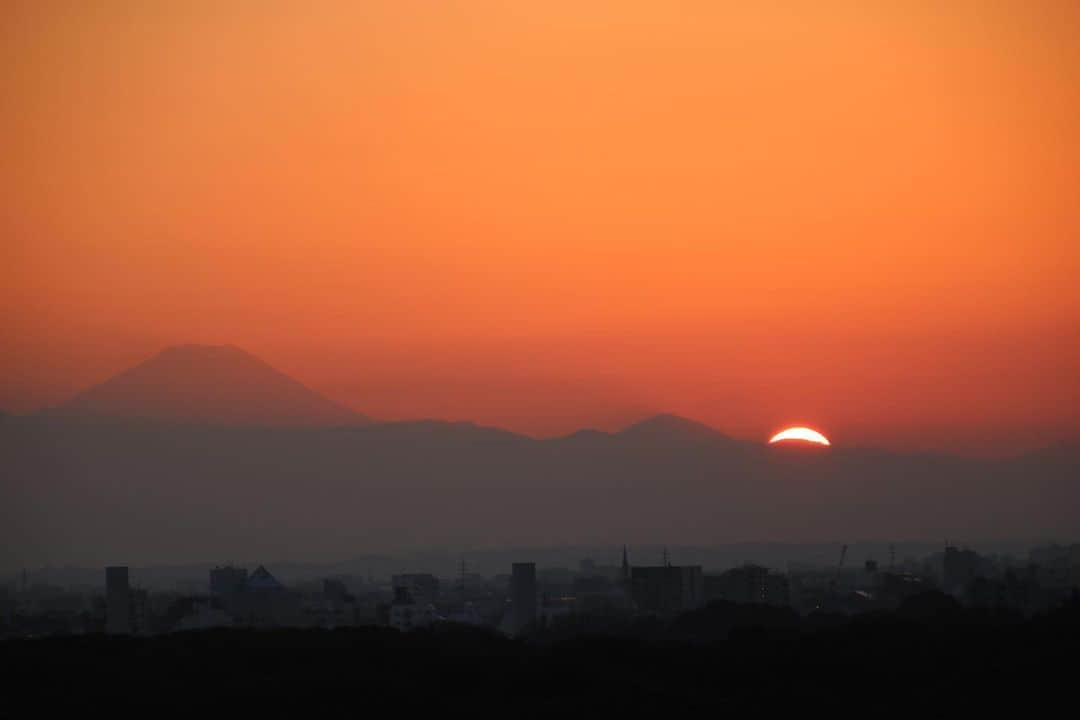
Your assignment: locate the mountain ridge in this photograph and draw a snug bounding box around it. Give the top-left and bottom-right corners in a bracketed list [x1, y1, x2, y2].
[48, 344, 371, 428]
[16, 345, 1078, 459]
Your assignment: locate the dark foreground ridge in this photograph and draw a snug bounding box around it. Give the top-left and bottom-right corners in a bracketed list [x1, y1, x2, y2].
[4, 594, 1076, 712]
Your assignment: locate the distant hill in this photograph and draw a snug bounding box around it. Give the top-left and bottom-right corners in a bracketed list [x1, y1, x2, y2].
[48, 344, 369, 427]
[617, 413, 723, 438]
[614, 413, 744, 449]
[2, 410, 1076, 568]
[546, 414, 741, 449]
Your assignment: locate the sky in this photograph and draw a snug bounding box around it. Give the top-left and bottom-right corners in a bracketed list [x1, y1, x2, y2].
[2, 1, 1078, 455]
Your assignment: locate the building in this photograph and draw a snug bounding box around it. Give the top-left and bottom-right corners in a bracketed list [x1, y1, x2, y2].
[246, 565, 284, 592]
[704, 565, 790, 607]
[105, 566, 131, 634]
[1030, 544, 1080, 595]
[130, 588, 153, 635]
[323, 578, 348, 604]
[631, 565, 704, 616]
[226, 565, 300, 627]
[388, 586, 437, 632]
[539, 596, 575, 626]
[210, 566, 249, 596]
[509, 562, 538, 635]
[0, 585, 13, 622]
[447, 601, 483, 626]
[942, 546, 980, 597]
[876, 572, 929, 608]
[1030, 543, 1080, 570]
[391, 573, 439, 607]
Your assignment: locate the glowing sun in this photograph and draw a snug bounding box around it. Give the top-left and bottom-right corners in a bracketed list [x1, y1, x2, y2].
[769, 427, 831, 446]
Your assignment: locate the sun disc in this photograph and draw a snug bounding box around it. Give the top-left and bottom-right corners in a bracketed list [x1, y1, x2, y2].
[769, 426, 830, 446]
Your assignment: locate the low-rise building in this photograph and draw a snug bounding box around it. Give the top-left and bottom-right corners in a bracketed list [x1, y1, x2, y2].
[388, 587, 437, 631]
[705, 565, 790, 607]
[631, 565, 704, 616]
[391, 573, 439, 607]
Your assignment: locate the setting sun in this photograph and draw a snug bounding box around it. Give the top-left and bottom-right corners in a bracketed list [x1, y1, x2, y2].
[769, 427, 831, 446]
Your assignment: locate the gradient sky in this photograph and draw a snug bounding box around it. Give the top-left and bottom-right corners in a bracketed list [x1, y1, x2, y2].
[3, 1, 1078, 455]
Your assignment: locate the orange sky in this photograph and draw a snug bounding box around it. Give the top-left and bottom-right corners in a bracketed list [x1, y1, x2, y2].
[3, 1, 1078, 455]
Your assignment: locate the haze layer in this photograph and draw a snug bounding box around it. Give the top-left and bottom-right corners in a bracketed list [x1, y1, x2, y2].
[3, 2, 1078, 454]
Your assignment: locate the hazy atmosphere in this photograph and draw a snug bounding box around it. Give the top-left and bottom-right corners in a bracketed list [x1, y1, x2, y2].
[1, 4, 1077, 710]
[4, 1, 1078, 455]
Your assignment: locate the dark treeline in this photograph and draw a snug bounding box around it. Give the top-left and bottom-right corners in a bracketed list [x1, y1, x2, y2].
[3, 592, 1076, 712]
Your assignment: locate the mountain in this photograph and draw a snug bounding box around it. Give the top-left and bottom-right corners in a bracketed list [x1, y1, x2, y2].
[618, 413, 721, 437]
[545, 415, 741, 450]
[615, 413, 743, 448]
[3, 409, 1076, 567]
[49, 344, 369, 427]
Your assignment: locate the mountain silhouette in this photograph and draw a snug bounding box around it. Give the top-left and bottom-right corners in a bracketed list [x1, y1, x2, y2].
[615, 413, 741, 446]
[4, 366, 1078, 566]
[49, 344, 369, 427]
[619, 413, 715, 434]
[545, 415, 740, 450]
[4, 407, 1076, 567]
